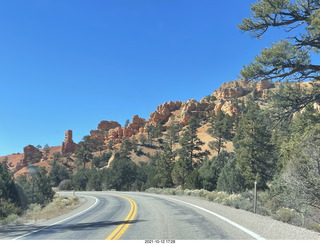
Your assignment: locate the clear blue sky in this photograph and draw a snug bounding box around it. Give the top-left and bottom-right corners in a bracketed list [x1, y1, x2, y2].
[0, 0, 284, 156]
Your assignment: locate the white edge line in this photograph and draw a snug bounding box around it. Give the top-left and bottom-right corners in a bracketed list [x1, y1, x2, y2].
[12, 194, 99, 240]
[162, 195, 266, 240]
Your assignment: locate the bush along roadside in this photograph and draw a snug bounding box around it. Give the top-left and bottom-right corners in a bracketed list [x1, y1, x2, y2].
[0, 194, 80, 225]
[145, 187, 320, 233]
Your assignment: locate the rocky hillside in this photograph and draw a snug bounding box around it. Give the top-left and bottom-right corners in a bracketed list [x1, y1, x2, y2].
[0, 79, 277, 177]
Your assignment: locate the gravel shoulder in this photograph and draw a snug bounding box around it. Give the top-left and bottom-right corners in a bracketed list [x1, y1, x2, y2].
[150, 193, 320, 240]
[0, 194, 92, 240]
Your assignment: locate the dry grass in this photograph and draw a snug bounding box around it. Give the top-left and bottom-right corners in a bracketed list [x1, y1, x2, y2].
[22, 194, 80, 221]
[145, 188, 252, 211]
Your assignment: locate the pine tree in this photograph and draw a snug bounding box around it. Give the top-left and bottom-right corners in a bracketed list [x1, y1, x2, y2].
[125, 119, 130, 127]
[0, 158, 22, 219]
[110, 159, 137, 191]
[239, 0, 320, 122]
[239, 0, 320, 82]
[165, 116, 181, 150]
[179, 117, 206, 165]
[43, 144, 50, 160]
[198, 151, 234, 191]
[217, 154, 246, 193]
[17, 167, 54, 206]
[233, 102, 275, 189]
[172, 117, 206, 187]
[154, 143, 174, 188]
[171, 153, 193, 188]
[119, 138, 133, 159]
[75, 136, 95, 169]
[75, 146, 93, 169]
[49, 164, 70, 187]
[139, 134, 147, 146]
[207, 110, 233, 155]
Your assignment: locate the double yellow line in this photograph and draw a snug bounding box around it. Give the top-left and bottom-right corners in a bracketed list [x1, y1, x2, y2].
[105, 194, 137, 240]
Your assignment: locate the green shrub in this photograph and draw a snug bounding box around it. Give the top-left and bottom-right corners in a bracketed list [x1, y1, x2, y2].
[271, 207, 304, 226]
[0, 198, 21, 220]
[22, 194, 79, 221]
[232, 196, 253, 211]
[309, 224, 320, 233]
[0, 214, 19, 225]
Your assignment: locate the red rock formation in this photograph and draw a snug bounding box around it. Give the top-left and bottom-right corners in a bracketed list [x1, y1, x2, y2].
[180, 99, 210, 125]
[214, 101, 239, 117]
[62, 130, 77, 154]
[149, 101, 182, 125]
[91, 116, 146, 145]
[129, 115, 145, 132]
[98, 121, 121, 131]
[215, 87, 244, 100]
[17, 145, 43, 170]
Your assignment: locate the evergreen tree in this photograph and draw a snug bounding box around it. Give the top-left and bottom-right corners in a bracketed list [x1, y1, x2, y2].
[125, 119, 130, 127]
[132, 136, 139, 153]
[17, 167, 54, 206]
[171, 154, 193, 188]
[75, 146, 93, 169]
[49, 164, 70, 187]
[284, 127, 320, 212]
[107, 140, 114, 150]
[139, 134, 147, 146]
[207, 110, 233, 155]
[154, 143, 174, 188]
[217, 155, 246, 193]
[71, 169, 90, 191]
[119, 138, 133, 159]
[51, 152, 62, 166]
[184, 169, 201, 190]
[239, 0, 320, 82]
[239, 0, 320, 121]
[165, 116, 181, 150]
[153, 123, 163, 141]
[74, 136, 95, 169]
[277, 103, 320, 170]
[92, 151, 112, 168]
[87, 169, 102, 191]
[172, 117, 207, 188]
[0, 158, 22, 219]
[43, 144, 50, 160]
[198, 151, 234, 191]
[179, 117, 206, 165]
[110, 159, 137, 191]
[145, 124, 154, 146]
[233, 102, 275, 189]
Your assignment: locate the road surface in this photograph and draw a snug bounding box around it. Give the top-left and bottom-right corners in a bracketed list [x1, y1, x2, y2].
[1, 191, 319, 240]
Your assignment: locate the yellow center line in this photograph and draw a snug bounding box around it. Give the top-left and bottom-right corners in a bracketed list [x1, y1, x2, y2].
[104, 194, 138, 240]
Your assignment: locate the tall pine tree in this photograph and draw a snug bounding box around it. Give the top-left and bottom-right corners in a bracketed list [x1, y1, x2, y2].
[172, 117, 206, 187]
[233, 102, 275, 189]
[207, 110, 233, 155]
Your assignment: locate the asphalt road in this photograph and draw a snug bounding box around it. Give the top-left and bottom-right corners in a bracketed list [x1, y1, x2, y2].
[1, 191, 320, 240]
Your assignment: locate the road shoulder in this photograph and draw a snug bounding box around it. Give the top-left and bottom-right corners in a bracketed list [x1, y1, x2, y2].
[0, 193, 94, 240]
[151, 194, 320, 240]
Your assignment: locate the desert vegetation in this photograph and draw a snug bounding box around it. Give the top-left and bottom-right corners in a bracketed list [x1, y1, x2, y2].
[1, 0, 320, 234]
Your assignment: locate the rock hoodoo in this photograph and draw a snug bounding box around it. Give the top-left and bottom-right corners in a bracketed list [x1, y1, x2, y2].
[90, 115, 146, 145]
[97, 121, 121, 131]
[148, 101, 182, 125]
[16, 145, 43, 171]
[62, 130, 77, 154]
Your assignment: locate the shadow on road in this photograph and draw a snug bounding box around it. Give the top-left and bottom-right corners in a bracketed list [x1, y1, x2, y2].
[0, 219, 145, 239]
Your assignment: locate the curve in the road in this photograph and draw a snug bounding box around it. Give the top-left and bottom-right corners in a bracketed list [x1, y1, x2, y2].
[161, 195, 265, 240]
[105, 194, 137, 240]
[13, 195, 99, 240]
